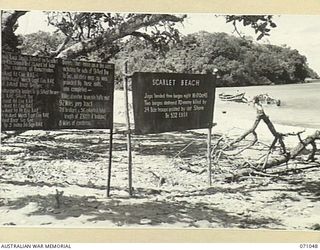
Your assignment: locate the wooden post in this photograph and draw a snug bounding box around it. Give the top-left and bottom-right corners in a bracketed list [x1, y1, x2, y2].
[123, 60, 133, 196]
[107, 73, 115, 197]
[207, 127, 212, 186]
[107, 128, 113, 197]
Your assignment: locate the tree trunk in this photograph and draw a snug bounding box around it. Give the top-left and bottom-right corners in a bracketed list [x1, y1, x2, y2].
[1, 11, 27, 52]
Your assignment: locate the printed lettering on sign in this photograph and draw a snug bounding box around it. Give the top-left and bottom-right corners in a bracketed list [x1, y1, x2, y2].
[1, 52, 114, 131]
[132, 72, 216, 134]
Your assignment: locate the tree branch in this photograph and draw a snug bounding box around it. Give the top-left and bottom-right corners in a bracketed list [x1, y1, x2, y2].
[56, 14, 186, 59]
[307, 141, 317, 161]
[220, 96, 320, 180]
[49, 35, 72, 57]
[263, 130, 320, 169]
[130, 31, 159, 48]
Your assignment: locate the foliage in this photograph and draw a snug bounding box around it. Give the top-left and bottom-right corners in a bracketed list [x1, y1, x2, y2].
[5, 11, 319, 87]
[3, 11, 278, 60]
[18, 31, 67, 56]
[2, 11, 186, 59]
[43, 12, 186, 59]
[225, 15, 277, 40]
[113, 31, 318, 87]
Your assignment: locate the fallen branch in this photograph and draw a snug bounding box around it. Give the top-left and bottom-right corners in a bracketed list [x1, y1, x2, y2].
[263, 130, 320, 169]
[218, 96, 319, 181]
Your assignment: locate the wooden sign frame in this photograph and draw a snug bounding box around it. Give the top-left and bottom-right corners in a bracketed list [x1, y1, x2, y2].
[124, 69, 217, 193]
[1, 51, 115, 197]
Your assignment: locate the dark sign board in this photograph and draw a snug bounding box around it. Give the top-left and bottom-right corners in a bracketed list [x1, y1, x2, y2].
[132, 72, 216, 134]
[1, 52, 114, 131]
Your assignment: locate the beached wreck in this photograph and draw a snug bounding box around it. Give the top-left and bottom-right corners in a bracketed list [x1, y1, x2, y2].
[218, 92, 248, 103]
[219, 92, 281, 106]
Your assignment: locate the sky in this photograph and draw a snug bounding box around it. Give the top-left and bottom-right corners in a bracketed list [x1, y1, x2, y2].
[15, 11, 320, 75]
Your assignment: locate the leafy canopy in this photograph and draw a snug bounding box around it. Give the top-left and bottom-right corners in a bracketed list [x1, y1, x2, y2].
[3, 11, 277, 60]
[113, 31, 317, 86]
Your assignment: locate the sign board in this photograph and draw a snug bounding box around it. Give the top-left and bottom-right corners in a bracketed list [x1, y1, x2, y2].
[132, 72, 216, 134]
[1, 52, 114, 131]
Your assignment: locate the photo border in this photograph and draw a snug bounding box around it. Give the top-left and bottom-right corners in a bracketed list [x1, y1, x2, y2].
[1, 0, 320, 243]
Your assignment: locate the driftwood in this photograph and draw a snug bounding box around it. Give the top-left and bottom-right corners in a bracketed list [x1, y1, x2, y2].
[214, 96, 319, 181]
[232, 97, 318, 167]
[263, 130, 320, 169]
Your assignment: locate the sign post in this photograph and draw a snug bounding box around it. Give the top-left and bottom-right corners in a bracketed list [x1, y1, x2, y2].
[123, 61, 133, 196]
[107, 128, 113, 197]
[207, 127, 212, 186]
[107, 82, 115, 197]
[132, 72, 216, 186]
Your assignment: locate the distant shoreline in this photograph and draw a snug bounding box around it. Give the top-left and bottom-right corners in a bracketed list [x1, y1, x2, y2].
[216, 79, 320, 89]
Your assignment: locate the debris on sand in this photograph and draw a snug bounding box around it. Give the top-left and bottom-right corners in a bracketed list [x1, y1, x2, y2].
[253, 93, 281, 106]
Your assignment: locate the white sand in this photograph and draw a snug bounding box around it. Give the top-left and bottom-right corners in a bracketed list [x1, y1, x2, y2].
[0, 90, 319, 230]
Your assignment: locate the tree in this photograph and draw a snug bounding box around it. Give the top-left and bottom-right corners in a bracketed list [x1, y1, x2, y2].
[10, 11, 316, 85]
[111, 31, 316, 87]
[2, 11, 277, 61]
[2, 11, 186, 61]
[1, 10, 27, 52]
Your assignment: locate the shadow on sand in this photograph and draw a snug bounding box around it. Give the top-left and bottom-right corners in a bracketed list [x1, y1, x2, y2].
[4, 191, 282, 229]
[1, 126, 217, 162]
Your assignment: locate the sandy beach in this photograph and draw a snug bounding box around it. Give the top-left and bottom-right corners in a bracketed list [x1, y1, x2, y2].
[1, 86, 319, 230]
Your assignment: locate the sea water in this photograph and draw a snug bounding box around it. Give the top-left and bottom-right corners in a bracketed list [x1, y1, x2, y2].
[216, 81, 320, 129]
